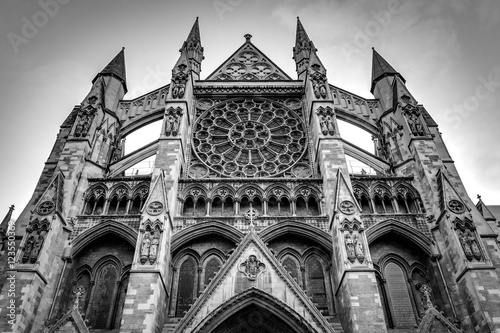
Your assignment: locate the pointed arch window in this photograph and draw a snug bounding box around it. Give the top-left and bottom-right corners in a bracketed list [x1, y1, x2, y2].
[212, 197, 223, 216]
[87, 263, 119, 329]
[203, 256, 222, 287]
[183, 197, 195, 216]
[306, 257, 328, 314]
[383, 262, 417, 328]
[296, 197, 307, 216]
[282, 256, 301, 287]
[176, 258, 197, 317]
[223, 198, 234, 216]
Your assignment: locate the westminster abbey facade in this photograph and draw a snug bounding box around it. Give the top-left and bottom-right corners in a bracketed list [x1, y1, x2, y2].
[1, 18, 500, 333]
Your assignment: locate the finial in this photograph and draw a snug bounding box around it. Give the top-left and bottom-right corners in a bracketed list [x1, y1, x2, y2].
[372, 47, 375, 50]
[477, 194, 482, 200]
[122, 47, 125, 51]
[244, 34, 252, 42]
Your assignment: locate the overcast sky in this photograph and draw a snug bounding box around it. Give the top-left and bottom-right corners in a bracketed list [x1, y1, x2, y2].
[1, 0, 499, 219]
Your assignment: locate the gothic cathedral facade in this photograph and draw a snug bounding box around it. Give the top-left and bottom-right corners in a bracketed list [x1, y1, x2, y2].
[1, 18, 500, 333]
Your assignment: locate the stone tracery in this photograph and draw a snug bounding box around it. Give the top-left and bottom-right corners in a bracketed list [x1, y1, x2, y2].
[191, 98, 308, 178]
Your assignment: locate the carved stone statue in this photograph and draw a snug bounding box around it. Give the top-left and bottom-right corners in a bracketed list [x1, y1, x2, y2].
[320, 116, 329, 135]
[238, 254, 266, 280]
[22, 235, 34, 263]
[467, 230, 482, 261]
[345, 234, 355, 263]
[30, 230, 46, 263]
[458, 230, 473, 261]
[149, 234, 159, 264]
[354, 235, 365, 263]
[140, 234, 151, 264]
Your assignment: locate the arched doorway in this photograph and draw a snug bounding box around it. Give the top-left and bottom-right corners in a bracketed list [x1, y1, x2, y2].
[189, 288, 318, 333]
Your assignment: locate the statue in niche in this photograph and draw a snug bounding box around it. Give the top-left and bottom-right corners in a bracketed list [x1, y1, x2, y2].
[22, 235, 34, 263]
[30, 229, 46, 263]
[466, 230, 482, 260]
[354, 235, 364, 263]
[418, 283, 434, 310]
[458, 230, 473, 261]
[345, 234, 356, 263]
[165, 107, 182, 137]
[320, 116, 329, 135]
[149, 233, 159, 264]
[327, 116, 335, 133]
[140, 234, 151, 264]
[407, 112, 425, 136]
[172, 64, 188, 99]
[74, 109, 95, 137]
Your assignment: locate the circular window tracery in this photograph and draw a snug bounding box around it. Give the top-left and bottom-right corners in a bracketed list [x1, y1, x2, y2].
[192, 98, 308, 177]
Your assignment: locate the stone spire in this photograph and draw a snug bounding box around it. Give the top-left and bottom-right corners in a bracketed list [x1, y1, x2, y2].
[293, 17, 315, 70]
[180, 17, 204, 78]
[93, 47, 127, 93]
[0, 205, 14, 236]
[370, 47, 405, 93]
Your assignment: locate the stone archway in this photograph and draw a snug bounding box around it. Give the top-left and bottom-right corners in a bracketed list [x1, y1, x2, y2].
[189, 288, 319, 333]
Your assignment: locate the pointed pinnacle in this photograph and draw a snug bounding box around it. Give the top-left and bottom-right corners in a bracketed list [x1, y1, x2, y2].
[187, 17, 201, 45]
[295, 17, 311, 45]
[94, 48, 127, 92]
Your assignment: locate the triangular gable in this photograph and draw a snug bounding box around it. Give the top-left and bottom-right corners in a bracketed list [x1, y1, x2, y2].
[34, 171, 65, 217]
[173, 227, 334, 333]
[436, 170, 470, 215]
[45, 309, 89, 333]
[334, 169, 361, 216]
[142, 170, 169, 217]
[205, 38, 292, 81]
[417, 307, 463, 333]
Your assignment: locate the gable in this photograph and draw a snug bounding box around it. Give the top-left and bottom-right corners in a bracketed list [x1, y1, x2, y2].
[173, 228, 334, 333]
[205, 38, 292, 81]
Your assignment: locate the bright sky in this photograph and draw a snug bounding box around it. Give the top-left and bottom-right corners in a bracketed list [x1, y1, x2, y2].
[1, 0, 499, 219]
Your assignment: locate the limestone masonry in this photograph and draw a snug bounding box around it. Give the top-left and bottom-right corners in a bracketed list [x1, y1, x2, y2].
[1, 17, 499, 333]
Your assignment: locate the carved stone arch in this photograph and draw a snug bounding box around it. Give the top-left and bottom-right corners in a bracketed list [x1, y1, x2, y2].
[352, 182, 370, 198]
[108, 183, 131, 199]
[366, 219, 433, 256]
[277, 247, 303, 266]
[393, 181, 418, 198]
[172, 248, 201, 268]
[371, 182, 392, 198]
[237, 185, 264, 200]
[91, 255, 123, 280]
[120, 108, 165, 138]
[208, 185, 235, 201]
[71, 220, 138, 257]
[409, 262, 429, 279]
[302, 246, 330, 265]
[378, 253, 412, 277]
[200, 248, 226, 263]
[85, 184, 108, 199]
[75, 264, 92, 280]
[190, 287, 317, 333]
[119, 264, 132, 281]
[181, 184, 208, 200]
[171, 221, 243, 253]
[260, 220, 332, 254]
[131, 182, 150, 197]
[293, 185, 319, 200]
[266, 185, 291, 200]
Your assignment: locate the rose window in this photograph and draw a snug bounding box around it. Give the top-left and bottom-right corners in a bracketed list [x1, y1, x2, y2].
[192, 98, 308, 177]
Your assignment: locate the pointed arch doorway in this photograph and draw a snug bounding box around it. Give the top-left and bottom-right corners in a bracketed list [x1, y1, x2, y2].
[189, 288, 318, 333]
